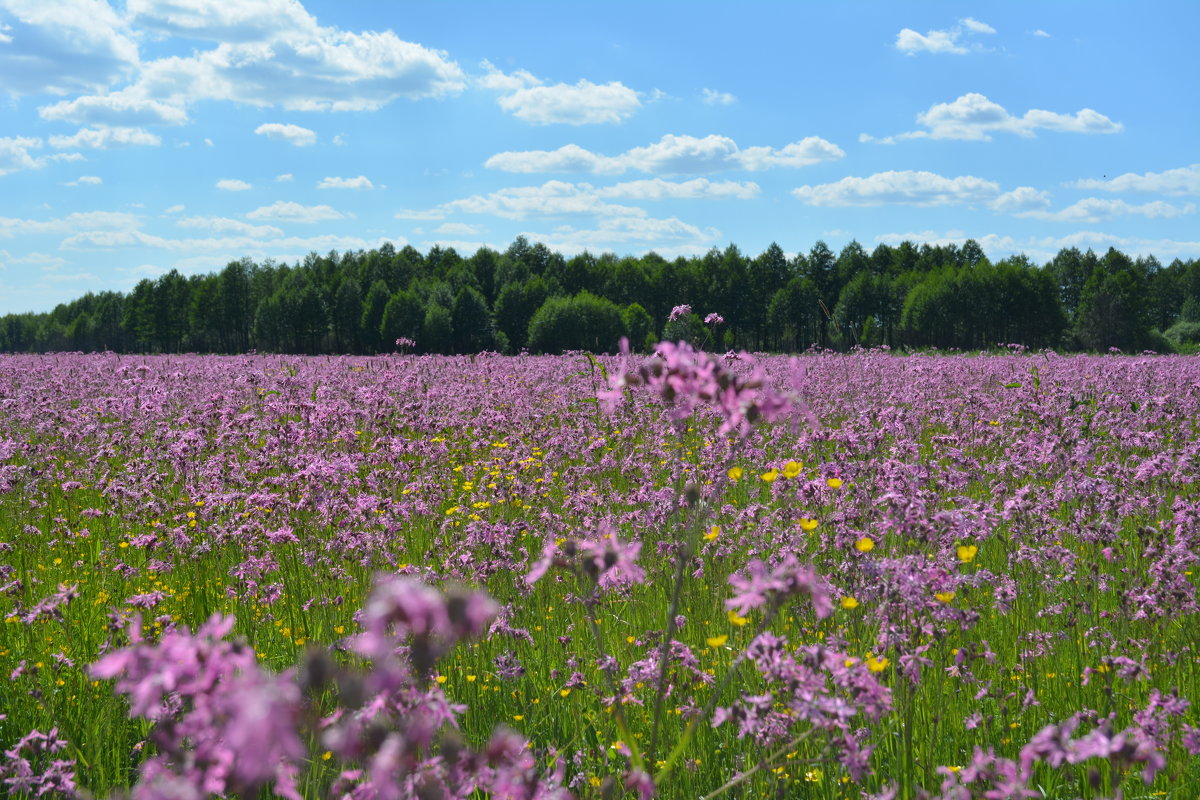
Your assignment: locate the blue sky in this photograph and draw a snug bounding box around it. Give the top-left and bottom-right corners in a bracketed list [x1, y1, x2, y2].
[1, 0, 1197, 314]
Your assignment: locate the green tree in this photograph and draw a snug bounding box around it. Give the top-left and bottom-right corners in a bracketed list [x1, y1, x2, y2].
[360, 280, 390, 353]
[526, 291, 626, 354]
[421, 303, 454, 354]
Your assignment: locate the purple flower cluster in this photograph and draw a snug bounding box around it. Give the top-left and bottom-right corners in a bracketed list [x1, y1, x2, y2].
[1, 727, 77, 798]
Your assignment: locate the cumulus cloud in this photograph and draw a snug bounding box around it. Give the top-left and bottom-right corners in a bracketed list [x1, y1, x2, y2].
[792, 170, 1000, 207]
[479, 60, 643, 125]
[48, 126, 161, 149]
[38, 91, 188, 127]
[895, 17, 996, 55]
[595, 178, 760, 201]
[47, 0, 465, 122]
[0, 136, 48, 176]
[1015, 198, 1196, 223]
[1070, 164, 1200, 196]
[65, 175, 103, 186]
[443, 181, 646, 220]
[498, 79, 642, 125]
[317, 175, 374, 190]
[990, 186, 1051, 214]
[175, 215, 283, 237]
[0, 0, 139, 96]
[394, 208, 446, 220]
[246, 200, 345, 222]
[254, 123, 317, 146]
[518, 215, 719, 257]
[485, 134, 844, 175]
[862, 93, 1122, 142]
[429, 178, 760, 221]
[701, 88, 736, 105]
[275, 173, 294, 182]
[0, 210, 140, 239]
[216, 178, 252, 191]
[433, 222, 486, 236]
[874, 230, 1200, 263]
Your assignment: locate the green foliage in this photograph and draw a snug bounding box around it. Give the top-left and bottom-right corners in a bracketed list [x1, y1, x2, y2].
[526, 291, 626, 354]
[0, 239, 1192, 355]
[621, 303, 655, 352]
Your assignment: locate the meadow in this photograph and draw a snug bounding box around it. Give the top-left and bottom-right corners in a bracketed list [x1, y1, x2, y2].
[0, 347, 1197, 800]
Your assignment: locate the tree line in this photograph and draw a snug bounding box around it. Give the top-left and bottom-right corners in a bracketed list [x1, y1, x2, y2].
[3, 237, 1199, 355]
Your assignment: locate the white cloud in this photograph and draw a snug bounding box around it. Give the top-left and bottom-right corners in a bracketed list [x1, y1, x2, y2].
[126, 0, 316, 42]
[48, 126, 162, 149]
[246, 200, 345, 222]
[444, 181, 645, 220]
[58, 1, 465, 118]
[394, 208, 446, 220]
[0, 210, 140, 239]
[734, 138, 847, 170]
[485, 143, 621, 174]
[518, 215, 719, 256]
[430, 177, 760, 222]
[1032, 29, 1051, 38]
[65, 175, 103, 186]
[433, 222, 485, 236]
[164, 204, 185, 214]
[38, 91, 188, 127]
[961, 18, 996, 34]
[1070, 164, 1200, 196]
[480, 60, 643, 125]
[497, 79, 642, 125]
[895, 17, 996, 55]
[216, 178, 252, 191]
[792, 170, 1001, 207]
[318, 175, 374, 190]
[0, 136, 47, 176]
[254, 122, 317, 146]
[1015, 198, 1196, 223]
[275, 173, 294, 182]
[873, 230, 1200, 263]
[702, 88, 736, 105]
[896, 28, 967, 55]
[485, 134, 843, 175]
[0, 0, 139, 96]
[595, 178, 760, 201]
[864, 93, 1122, 142]
[176, 215, 283, 237]
[990, 186, 1051, 213]
[477, 60, 541, 92]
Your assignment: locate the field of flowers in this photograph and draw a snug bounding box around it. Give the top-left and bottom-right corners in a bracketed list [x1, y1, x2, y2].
[1, 347, 1198, 800]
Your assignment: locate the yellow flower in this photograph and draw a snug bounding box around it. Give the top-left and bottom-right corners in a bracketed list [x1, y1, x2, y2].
[513, 715, 524, 721]
[467, 675, 477, 682]
[435, 675, 448, 684]
[826, 477, 844, 489]
[704, 525, 720, 542]
[957, 544, 978, 563]
[865, 655, 889, 673]
[840, 596, 859, 610]
[727, 466, 743, 481]
[322, 751, 333, 761]
[782, 460, 802, 479]
[798, 518, 818, 531]
[706, 635, 729, 648]
[935, 591, 956, 603]
[727, 609, 749, 626]
[854, 537, 874, 553]
[560, 689, 571, 697]
[760, 469, 779, 483]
